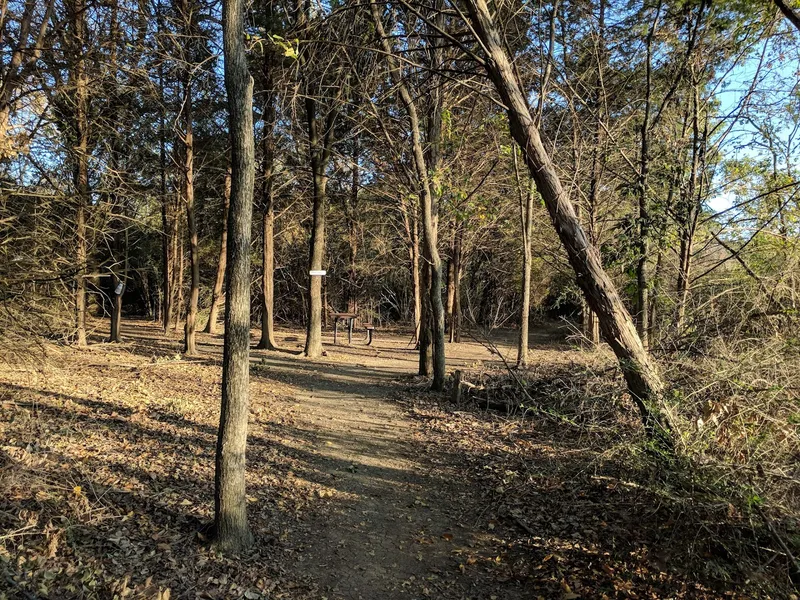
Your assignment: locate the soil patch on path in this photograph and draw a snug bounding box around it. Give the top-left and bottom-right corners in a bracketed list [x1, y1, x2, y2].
[250, 327, 542, 599]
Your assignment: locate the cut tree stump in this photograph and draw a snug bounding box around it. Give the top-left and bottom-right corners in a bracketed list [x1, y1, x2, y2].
[451, 370, 476, 403]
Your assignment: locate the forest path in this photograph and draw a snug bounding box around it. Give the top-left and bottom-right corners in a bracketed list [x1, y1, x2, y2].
[0, 320, 767, 599]
[0, 318, 569, 599]
[250, 329, 545, 599]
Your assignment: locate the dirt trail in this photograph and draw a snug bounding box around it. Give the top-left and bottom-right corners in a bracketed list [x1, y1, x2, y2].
[254, 332, 534, 599]
[0, 319, 572, 600]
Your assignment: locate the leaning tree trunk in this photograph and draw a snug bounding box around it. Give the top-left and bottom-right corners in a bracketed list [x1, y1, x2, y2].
[464, 0, 673, 446]
[215, 0, 255, 554]
[205, 167, 231, 335]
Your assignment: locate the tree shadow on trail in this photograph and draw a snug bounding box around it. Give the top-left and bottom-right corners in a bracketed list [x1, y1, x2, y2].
[0, 372, 446, 599]
[6, 319, 763, 599]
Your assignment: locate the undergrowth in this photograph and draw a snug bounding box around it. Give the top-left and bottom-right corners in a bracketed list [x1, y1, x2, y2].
[434, 336, 800, 597]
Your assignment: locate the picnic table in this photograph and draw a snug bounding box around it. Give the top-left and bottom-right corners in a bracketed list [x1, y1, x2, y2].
[330, 311, 357, 345]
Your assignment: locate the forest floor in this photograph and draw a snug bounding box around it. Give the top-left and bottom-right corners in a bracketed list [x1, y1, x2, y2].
[0, 319, 788, 599]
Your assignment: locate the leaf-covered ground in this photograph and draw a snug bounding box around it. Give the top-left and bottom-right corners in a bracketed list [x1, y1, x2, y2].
[0, 319, 793, 599]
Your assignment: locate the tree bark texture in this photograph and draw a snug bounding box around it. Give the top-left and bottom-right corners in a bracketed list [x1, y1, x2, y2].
[418, 254, 433, 375]
[215, 0, 255, 553]
[303, 163, 327, 357]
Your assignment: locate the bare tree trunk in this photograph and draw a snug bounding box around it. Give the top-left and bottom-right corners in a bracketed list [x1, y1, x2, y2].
[300, 90, 337, 356]
[174, 214, 184, 332]
[184, 136, 199, 354]
[70, 0, 89, 347]
[215, 0, 255, 553]
[304, 164, 326, 357]
[583, 0, 605, 347]
[205, 167, 231, 334]
[110, 226, 127, 342]
[180, 1, 200, 355]
[75, 186, 88, 347]
[370, 0, 445, 390]
[411, 214, 421, 343]
[445, 232, 455, 333]
[257, 197, 277, 349]
[107, 0, 124, 344]
[346, 134, 360, 314]
[159, 44, 172, 333]
[418, 254, 433, 375]
[257, 21, 278, 351]
[635, 3, 663, 351]
[513, 147, 533, 364]
[400, 196, 421, 342]
[676, 78, 702, 333]
[109, 193, 127, 343]
[451, 227, 462, 343]
[636, 139, 651, 350]
[297, 0, 338, 358]
[464, 0, 673, 446]
[110, 279, 121, 342]
[517, 184, 533, 365]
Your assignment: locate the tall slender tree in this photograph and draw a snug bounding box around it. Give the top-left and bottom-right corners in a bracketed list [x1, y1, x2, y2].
[215, 0, 256, 552]
[370, 0, 446, 390]
[205, 167, 232, 334]
[69, 0, 90, 347]
[179, 0, 200, 355]
[257, 17, 279, 351]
